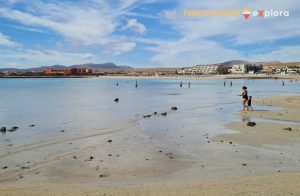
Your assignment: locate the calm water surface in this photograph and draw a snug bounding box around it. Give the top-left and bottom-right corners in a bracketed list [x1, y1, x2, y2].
[0, 78, 299, 149]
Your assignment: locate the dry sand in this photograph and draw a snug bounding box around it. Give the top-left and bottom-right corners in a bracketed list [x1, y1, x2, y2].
[1, 172, 300, 196]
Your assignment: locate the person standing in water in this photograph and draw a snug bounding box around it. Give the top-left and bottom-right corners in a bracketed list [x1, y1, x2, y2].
[282, 81, 285, 86]
[239, 86, 248, 111]
[224, 81, 226, 86]
[180, 82, 183, 88]
[247, 96, 253, 111]
[188, 82, 191, 88]
[135, 81, 138, 88]
[230, 80, 232, 87]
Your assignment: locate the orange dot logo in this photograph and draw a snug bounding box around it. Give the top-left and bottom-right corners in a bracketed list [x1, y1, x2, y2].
[242, 7, 251, 20]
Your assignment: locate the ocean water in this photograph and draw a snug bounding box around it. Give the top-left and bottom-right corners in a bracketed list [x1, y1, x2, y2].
[0, 78, 299, 149]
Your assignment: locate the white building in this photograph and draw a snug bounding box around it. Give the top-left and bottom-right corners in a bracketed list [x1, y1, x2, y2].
[191, 65, 219, 74]
[228, 64, 247, 74]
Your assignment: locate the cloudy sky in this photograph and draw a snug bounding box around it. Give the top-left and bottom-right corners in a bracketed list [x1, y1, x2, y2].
[0, 0, 300, 68]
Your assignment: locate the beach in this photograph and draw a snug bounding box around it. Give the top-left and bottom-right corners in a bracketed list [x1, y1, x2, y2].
[0, 78, 300, 195]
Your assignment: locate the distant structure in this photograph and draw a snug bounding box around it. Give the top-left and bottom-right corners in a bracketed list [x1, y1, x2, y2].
[228, 64, 248, 74]
[43, 68, 92, 76]
[275, 67, 298, 75]
[191, 64, 219, 75]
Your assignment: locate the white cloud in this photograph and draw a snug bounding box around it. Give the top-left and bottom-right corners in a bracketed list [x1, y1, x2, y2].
[0, 48, 96, 68]
[250, 45, 300, 62]
[0, 33, 18, 47]
[0, 0, 143, 55]
[148, 0, 300, 66]
[123, 18, 147, 34]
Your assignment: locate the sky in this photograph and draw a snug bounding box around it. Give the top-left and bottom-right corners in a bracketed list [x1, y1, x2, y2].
[0, 0, 300, 68]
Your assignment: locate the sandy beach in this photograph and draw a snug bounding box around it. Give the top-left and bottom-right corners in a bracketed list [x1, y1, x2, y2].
[1, 79, 300, 195]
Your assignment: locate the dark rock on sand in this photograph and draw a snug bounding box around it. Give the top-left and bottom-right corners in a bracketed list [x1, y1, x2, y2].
[0, 127, 6, 132]
[99, 174, 108, 178]
[8, 126, 19, 132]
[154, 112, 158, 115]
[114, 98, 119, 102]
[242, 163, 247, 166]
[247, 122, 256, 127]
[29, 125, 35, 127]
[171, 107, 178, 111]
[90, 156, 94, 160]
[61, 130, 65, 132]
[283, 127, 292, 131]
[2, 166, 8, 169]
[161, 112, 167, 116]
[107, 140, 112, 143]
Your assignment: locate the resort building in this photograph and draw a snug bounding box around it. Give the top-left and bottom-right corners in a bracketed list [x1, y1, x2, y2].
[228, 64, 248, 74]
[43, 68, 93, 75]
[191, 65, 219, 74]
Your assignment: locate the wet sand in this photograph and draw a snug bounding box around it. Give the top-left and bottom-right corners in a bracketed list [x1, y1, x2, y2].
[1, 95, 300, 195]
[216, 96, 300, 146]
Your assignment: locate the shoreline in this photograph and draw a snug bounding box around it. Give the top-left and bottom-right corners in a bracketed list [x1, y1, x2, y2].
[1, 74, 300, 80]
[215, 96, 300, 146]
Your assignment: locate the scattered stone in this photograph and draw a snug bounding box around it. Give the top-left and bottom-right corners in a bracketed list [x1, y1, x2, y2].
[220, 140, 224, 143]
[171, 107, 178, 111]
[158, 150, 162, 153]
[145, 158, 149, 160]
[0, 127, 6, 132]
[143, 114, 152, 118]
[283, 127, 292, 131]
[61, 130, 65, 132]
[229, 142, 232, 144]
[247, 122, 256, 127]
[73, 156, 77, 159]
[29, 124, 35, 127]
[20, 166, 30, 170]
[242, 163, 247, 166]
[9, 126, 19, 132]
[107, 140, 112, 143]
[161, 112, 167, 116]
[154, 112, 158, 115]
[108, 154, 112, 156]
[90, 156, 94, 160]
[114, 98, 119, 102]
[2, 166, 8, 169]
[99, 174, 108, 178]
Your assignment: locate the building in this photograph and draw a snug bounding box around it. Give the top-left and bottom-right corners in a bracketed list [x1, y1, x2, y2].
[228, 64, 248, 74]
[191, 65, 219, 74]
[43, 68, 93, 75]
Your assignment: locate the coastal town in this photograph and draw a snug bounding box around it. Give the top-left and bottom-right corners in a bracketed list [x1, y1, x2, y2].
[1, 61, 299, 77]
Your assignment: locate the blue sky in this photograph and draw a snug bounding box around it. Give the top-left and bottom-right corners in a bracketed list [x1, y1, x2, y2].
[0, 0, 300, 68]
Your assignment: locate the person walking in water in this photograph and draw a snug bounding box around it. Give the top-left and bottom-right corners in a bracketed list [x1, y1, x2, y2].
[116, 82, 119, 86]
[135, 81, 138, 88]
[180, 82, 183, 88]
[230, 80, 232, 87]
[239, 86, 248, 111]
[282, 81, 285, 86]
[188, 82, 191, 88]
[224, 81, 226, 86]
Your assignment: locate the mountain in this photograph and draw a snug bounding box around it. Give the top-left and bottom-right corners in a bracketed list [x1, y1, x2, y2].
[70, 62, 133, 70]
[218, 60, 250, 67]
[0, 63, 133, 72]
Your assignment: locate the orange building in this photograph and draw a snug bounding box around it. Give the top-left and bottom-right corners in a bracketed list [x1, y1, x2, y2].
[43, 68, 93, 75]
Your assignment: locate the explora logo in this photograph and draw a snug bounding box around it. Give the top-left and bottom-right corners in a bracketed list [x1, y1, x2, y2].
[242, 7, 290, 20]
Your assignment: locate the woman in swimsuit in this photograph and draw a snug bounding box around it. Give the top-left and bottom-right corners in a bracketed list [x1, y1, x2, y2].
[241, 86, 248, 111]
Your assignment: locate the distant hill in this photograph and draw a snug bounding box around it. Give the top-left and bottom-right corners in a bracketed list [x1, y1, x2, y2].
[218, 60, 250, 66]
[0, 63, 133, 72]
